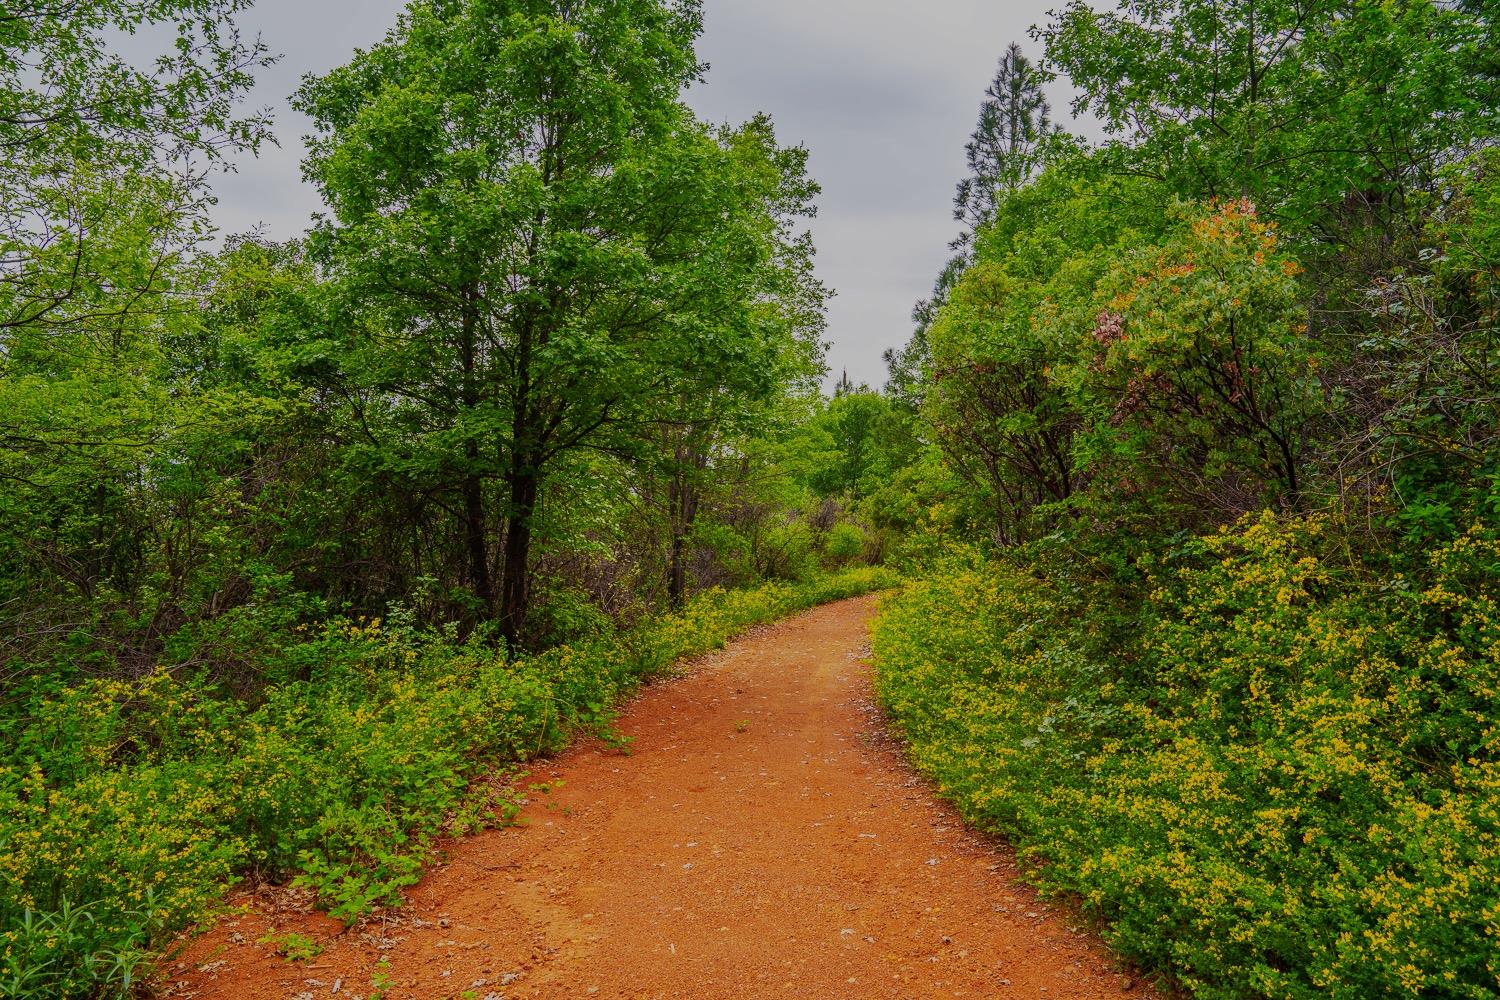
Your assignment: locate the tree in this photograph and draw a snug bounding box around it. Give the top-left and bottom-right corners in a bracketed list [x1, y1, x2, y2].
[0, 1, 273, 668]
[1, 0, 272, 333]
[798, 391, 919, 502]
[1456, 0, 1500, 84]
[0, 1, 269, 163]
[1039, 0, 1497, 241]
[919, 151, 1175, 544]
[651, 157, 827, 608]
[952, 42, 1056, 250]
[888, 42, 1058, 408]
[296, 0, 824, 644]
[1073, 200, 1321, 517]
[927, 264, 1077, 545]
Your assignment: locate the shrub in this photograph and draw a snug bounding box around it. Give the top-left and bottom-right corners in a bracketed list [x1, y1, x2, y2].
[873, 517, 1500, 998]
[0, 566, 896, 997]
[823, 522, 866, 565]
[754, 520, 817, 581]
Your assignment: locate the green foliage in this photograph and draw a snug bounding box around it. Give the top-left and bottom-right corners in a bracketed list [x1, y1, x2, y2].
[752, 520, 817, 582]
[0, 5, 274, 575]
[1040, 0, 1496, 236]
[923, 159, 1165, 540]
[0, 567, 893, 996]
[823, 523, 866, 564]
[1361, 151, 1500, 552]
[874, 516, 1500, 997]
[821, 440, 988, 581]
[371, 958, 394, 1000]
[0, 0, 271, 338]
[884, 7, 1500, 996]
[0, 1, 270, 170]
[912, 1, 1500, 548]
[0, 895, 157, 1000]
[885, 40, 1067, 409]
[257, 930, 323, 962]
[790, 390, 920, 501]
[1072, 199, 1320, 513]
[927, 187, 1320, 539]
[293, 0, 824, 639]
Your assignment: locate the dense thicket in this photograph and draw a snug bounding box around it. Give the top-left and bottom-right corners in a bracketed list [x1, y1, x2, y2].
[0, 2, 897, 994]
[7, 0, 1499, 995]
[0, 0, 876, 683]
[875, 1, 1500, 996]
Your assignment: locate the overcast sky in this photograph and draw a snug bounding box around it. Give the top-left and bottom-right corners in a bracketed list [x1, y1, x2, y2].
[209, 0, 1087, 390]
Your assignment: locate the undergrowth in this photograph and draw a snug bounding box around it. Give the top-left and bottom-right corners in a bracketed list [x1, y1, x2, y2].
[0, 566, 895, 998]
[872, 516, 1500, 998]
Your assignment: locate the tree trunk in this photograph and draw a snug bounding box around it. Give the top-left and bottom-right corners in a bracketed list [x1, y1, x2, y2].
[668, 526, 687, 607]
[667, 472, 693, 608]
[463, 464, 494, 611]
[499, 464, 538, 647]
[666, 436, 705, 608]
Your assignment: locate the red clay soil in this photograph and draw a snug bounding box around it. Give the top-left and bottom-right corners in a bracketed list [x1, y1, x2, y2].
[166, 595, 1156, 1000]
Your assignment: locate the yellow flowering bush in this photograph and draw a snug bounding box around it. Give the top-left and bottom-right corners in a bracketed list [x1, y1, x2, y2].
[0, 566, 895, 997]
[874, 518, 1500, 998]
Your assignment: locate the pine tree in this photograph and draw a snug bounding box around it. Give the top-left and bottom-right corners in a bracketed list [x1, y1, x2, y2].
[887, 43, 1055, 403]
[951, 42, 1054, 250]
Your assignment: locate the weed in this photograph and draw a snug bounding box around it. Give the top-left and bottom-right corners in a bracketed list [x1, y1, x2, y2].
[371, 958, 394, 999]
[257, 930, 323, 962]
[597, 725, 635, 755]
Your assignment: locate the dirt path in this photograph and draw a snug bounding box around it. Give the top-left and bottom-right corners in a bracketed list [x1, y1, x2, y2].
[169, 596, 1154, 999]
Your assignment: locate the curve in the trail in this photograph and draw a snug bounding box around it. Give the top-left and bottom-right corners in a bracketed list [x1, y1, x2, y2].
[168, 595, 1155, 1000]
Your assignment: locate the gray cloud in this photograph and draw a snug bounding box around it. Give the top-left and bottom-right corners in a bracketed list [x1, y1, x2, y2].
[208, 0, 1082, 389]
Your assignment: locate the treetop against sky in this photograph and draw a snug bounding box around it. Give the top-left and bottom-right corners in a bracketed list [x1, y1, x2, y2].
[198, 0, 1085, 390]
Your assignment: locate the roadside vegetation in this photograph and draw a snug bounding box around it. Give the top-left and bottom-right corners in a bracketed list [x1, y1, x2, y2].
[874, 1, 1500, 997]
[2, 566, 891, 997]
[0, 2, 905, 994]
[4, 0, 1498, 997]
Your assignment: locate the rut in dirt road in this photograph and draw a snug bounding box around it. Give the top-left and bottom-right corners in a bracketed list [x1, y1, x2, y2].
[171, 595, 1155, 999]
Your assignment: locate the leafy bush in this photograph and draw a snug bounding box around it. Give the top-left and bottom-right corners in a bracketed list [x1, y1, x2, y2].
[0, 567, 895, 998]
[823, 522, 866, 565]
[754, 520, 818, 581]
[873, 517, 1500, 998]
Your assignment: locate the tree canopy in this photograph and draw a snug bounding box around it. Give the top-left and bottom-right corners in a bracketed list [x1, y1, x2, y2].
[294, 0, 825, 641]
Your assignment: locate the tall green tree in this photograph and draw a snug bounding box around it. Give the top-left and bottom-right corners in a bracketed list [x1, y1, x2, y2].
[887, 42, 1059, 408]
[0, 1, 272, 666]
[296, 0, 824, 644]
[923, 160, 1165, 543]
[952, 42, 1055, 250]
[1040, 0, 1496, 240]
[1, 0, 272, 332]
